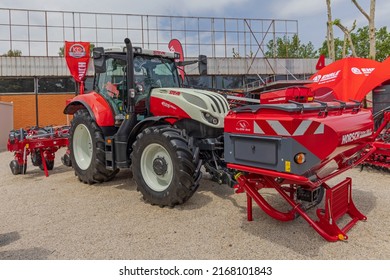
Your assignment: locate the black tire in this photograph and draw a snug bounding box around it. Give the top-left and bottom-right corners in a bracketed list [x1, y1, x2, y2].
[61, 153, 72, 167]
[9, 160, 21, 175]
[39, 159, 54, 171]
[131, 126, 201, 207]
[31, 150, 42, 167]
[69, 109, 118, 184]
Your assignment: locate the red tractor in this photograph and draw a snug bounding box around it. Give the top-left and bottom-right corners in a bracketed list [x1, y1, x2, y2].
[64, 38, 382, 241]
[64, 38, 230, 207]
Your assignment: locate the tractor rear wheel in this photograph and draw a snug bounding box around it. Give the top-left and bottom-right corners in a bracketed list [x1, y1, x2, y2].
[69, 109, 118, 184]
[131, 126, 201, 207]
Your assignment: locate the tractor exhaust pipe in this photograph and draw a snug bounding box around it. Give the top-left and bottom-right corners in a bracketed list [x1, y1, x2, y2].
[113, 38, 138, 167]
[124, 37, 135, 114]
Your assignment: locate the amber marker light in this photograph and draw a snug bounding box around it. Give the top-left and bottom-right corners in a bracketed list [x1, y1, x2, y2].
[294, 153, 306, 164]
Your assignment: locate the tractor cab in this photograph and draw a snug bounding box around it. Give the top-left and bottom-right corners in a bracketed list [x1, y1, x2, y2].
[92, 46, 181, 122]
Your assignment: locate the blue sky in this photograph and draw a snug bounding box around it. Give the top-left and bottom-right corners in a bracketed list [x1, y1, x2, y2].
[1, 0, 389, 50]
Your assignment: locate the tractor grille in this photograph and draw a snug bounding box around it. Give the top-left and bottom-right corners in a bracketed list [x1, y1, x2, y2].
[194, 90, 229, 114]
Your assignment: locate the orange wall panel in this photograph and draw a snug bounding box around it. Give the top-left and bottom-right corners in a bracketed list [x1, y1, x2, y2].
[0, 93, 74, 129]
[37, 94, 74, 127]
[0, 94, 36, 129]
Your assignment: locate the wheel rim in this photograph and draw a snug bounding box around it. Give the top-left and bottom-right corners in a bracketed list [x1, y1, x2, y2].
[73, 124, 93, 170]
[140, 143, 173, 192]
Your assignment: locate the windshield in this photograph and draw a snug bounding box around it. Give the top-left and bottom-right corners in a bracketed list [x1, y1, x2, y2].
[133, 55, 180, 89]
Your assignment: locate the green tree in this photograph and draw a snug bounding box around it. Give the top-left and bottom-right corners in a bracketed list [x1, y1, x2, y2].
[375, 26, 390, 61]
[351, 26, 370, 58]
[352, 0, 376, 60]
[3, 49, 22, 57]
[333, 18, 357, 57]
[352, 25, 390, 62]
[265, 34, 318, 58]
[319, 25, 390, 61]
[58, 46, 64, 57]
[325, 0, 376, 60]
[318, 37, 346, 60]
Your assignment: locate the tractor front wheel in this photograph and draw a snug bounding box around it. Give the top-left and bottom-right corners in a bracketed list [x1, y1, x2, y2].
[69, 109, 118, 184]
[131, 126, 201, 207]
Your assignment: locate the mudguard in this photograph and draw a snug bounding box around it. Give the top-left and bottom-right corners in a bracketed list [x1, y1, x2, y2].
[128, 116, 177, 142]
[63, 92, 115, 127]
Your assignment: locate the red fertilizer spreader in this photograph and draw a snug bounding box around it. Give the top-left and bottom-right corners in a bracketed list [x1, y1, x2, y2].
[362, 109, 390, 171]
[7, 126, 69, 177]
[224, 101, 386, 241]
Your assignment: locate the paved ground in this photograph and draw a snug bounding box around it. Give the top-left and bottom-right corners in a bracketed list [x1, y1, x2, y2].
[0, 148, 390, 260]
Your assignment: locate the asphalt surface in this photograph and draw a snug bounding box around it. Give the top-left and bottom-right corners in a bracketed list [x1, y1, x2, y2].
[0, 148, 390, 260]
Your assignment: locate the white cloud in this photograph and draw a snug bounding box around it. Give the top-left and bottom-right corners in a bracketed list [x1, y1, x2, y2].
[269, 0, 326, 18]
[164, 0, 250, 15]
[1, 0, 388, 52]
[1, 0, 250, 17]
[268, 0, 345, 18]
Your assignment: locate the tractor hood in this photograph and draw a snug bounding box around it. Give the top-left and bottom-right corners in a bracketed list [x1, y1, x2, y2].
[149, 87, 230, 129]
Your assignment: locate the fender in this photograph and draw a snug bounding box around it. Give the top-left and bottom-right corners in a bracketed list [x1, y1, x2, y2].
[63, 92, 115, 127]
[128, 116, 178, 146]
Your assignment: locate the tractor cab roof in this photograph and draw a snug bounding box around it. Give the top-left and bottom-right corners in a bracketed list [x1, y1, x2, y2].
[104, 46, 179, 60]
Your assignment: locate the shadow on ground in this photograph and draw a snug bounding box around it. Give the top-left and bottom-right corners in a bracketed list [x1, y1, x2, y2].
[0, 248, 53, 260]
[0, 231, 20, 247]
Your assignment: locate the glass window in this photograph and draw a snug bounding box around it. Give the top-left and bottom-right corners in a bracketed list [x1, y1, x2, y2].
[0, 78, 34, 93]
[38, 77, 75, 93]
[134, 55, 180, 90]
[215, 75, 243, 90]
[185, 75, 212, 89]
[84, 76, 94, 92]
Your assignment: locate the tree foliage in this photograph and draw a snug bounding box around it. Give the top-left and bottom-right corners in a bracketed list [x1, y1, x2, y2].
[318, 37, 345, 60]
[3, 49, 22, 57]
[265, 34, 318, 58]
[319, 25, 390, 61]
[375, 26, 390, 61]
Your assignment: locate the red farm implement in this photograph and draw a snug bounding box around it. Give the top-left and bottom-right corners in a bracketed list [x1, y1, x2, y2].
[7, 126, 70, 177]
[224, 101, 383, 241]
[362, 108, 390, 171]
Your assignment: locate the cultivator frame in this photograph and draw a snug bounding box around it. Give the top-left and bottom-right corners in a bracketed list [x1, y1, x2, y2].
[7, 126, 69, 177]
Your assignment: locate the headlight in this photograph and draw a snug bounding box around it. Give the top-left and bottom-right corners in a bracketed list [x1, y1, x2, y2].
[202, 112, 219, 125]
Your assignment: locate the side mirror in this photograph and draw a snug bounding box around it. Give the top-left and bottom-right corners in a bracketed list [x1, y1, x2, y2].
[93, 47, 106, 73]
[92, 47, 104, 59]
[198, 55, 207, 75]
